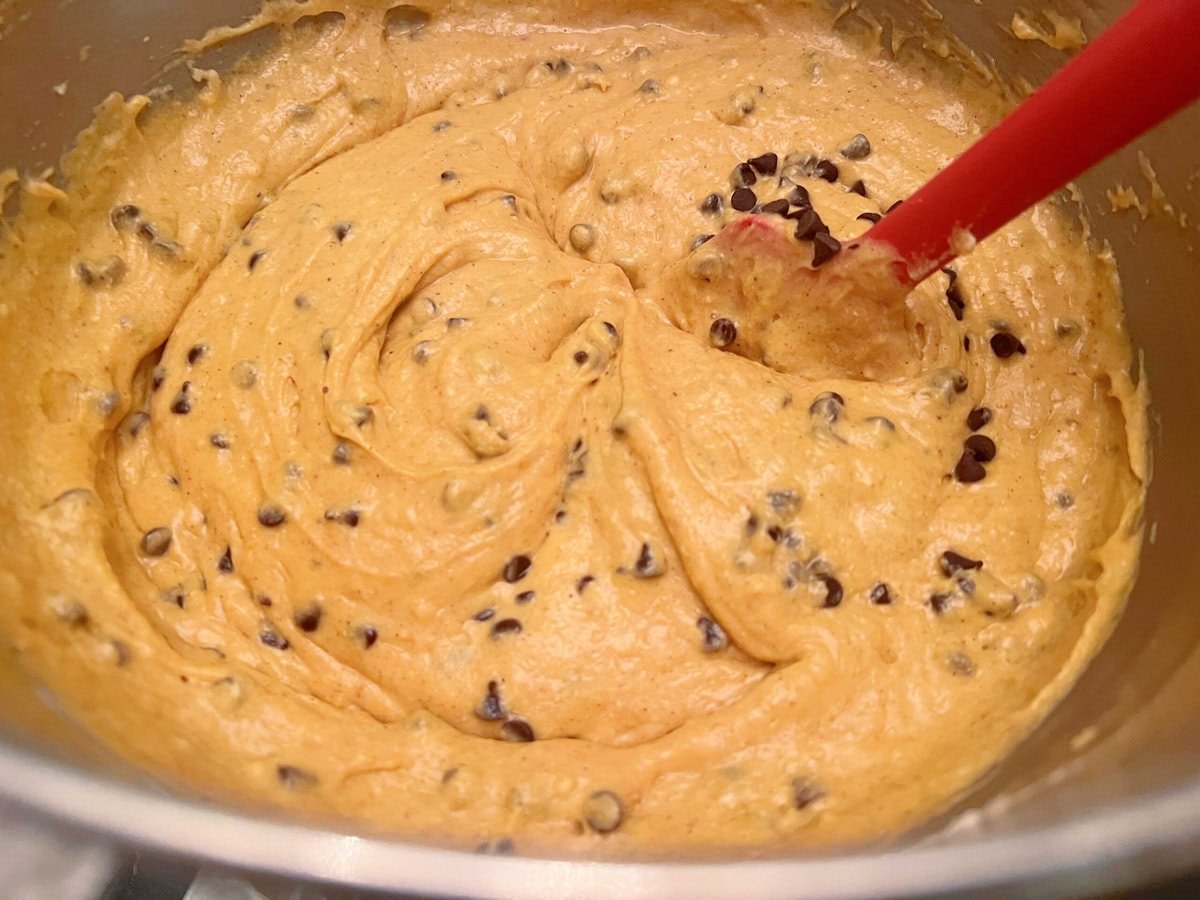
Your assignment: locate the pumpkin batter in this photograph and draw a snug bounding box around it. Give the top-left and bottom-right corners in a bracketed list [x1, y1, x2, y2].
[0, 0, 1147, 856]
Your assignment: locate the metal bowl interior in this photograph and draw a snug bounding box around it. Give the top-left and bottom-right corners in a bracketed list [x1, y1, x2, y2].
[1, 0, 1198, 895]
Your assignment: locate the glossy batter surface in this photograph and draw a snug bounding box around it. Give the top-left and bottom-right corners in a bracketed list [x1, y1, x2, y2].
[0, 0, 1146, 856]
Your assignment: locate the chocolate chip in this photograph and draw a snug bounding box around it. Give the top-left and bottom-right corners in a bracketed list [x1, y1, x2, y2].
[576, 575, 595, 594]
[758, 198, 790, 217]
[730, 187, 758, 212]
[634, 542, 665, 578]
[503, 554, 532, 583]
[964, 434, 997, 462]
[515, 590, 535, 606]
[691, 234, 714, 251]
[768, 489, 801, 514]
[440, 170, 457, 182]
[887, 200, 905, 213]
[294, 604, 322, 633]
[332, 442, 351, 465]
[792, 777, 826, 810]
[248, 250, 266, 271]
[411, 340, 432, 364]
[954, 452, 987, 484]
[697, 616, 728, 652]
[940, 550, 983, 576]
[710, 317, 737, 348]
[840, 134, 872, 160]
[583, 790, 625, 834]
[966, 407, 993, 431]
[856, 212, 882, 224]
[324, 507, 360, 527]
[811, 233, 841, 267]
[500, 718, 536, 742]
[476, 681, 505, 720]
[433, 120, 452, 132]
[257, 505, 287, 528]
[257, 595, 273, 607]
[930, 592, 952, 614]
[637, 79, 659, 94]
[748, 152, 778, 176]
[793, 208, 829, 241]
[946, 283, 966, 321]
[140, 527, 172, 557]
[948, 652, 975, 676]
[787, 185, 811, 209]
[813, 159, 839, 182]
[473, 608, 496, 622]
[151, 367, 167, 392]
[186, 344, 207, 365]
[818, 575, 843, 608]
[210, 433, 229, 449]
[276, 765, 317, 790]
[700, 193, 724, 215]
[353, 406, 374, 427]
[732, 163, 758, 188]
[475, 838, 516, 855]
[170, 383, 192, 415]
[218, 546, 234, 573]
[1057, 491, 1075, 509]
[990, 332, 1027, 358]
[869, 582, 892, 605]
[357, 625, 378, 649]
[491, 618, 523, 638]
[848, 179, 868, 197]
[163, 585, 185, 608]
[110, 204, 140, 229]
[260, 623, 290, 650]
[573, 350, 590, 366]
[809, 391, 844, 423]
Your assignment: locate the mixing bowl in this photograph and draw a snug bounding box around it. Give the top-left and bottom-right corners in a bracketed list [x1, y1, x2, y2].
[0, 0, 1197, 895]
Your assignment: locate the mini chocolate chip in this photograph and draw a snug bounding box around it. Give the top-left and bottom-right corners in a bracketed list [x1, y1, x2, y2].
[869, 582, 892, 605]
[260, 623, 290, 650]
[358, 625, 378, 648]
[748, 152, 778, 176]
[210, 433, 229, 449]
[691, 233, 715, 250]
[258, 595, 273, 607]
[324, 507, 360, 527]
[733, 163, 758, 188]
[475, 838, 516, 855]
[730, 187, 758, 211]
[811, 233, 841, 267]
[110, 204, 140, 229]
[433, 120, 452, 132]
[809, 391, 845, 423]
[840, 133, 872, 160]
[887, 200, 905, 213]
[140, 527, 172, 557]
[248, 250, 267, 271]
[576, 575, 595, 593]
[956, 575, 976, 595]
[856, 212, 882, 224]
[793, 208, 829, 241]
[491, 618, 523, 638]
[792, 777, 826, 810]
[447, 317, 470, 330]
[634, 542, 665, 578]
[766, 524, 786, 543]
[964, 434, 997, 462]
[151, 366, 167, 392]
[813, 159, 839, 182]
[163, 585, 185, 608]
[353, 406, 374, 427]
[697, 616, 728, 652]
[637, 79, 659, 94]
[948, 652, 975, 676]
[332, 442, 351, 465]
[411, 340, 432, 363]
[746, 513, 760, 534]
[758, 198, 790, 217]
[583, 790, 625, 834]
[946, 283, 966, 321]
[500, 718, 536, 742]
[788, 185, 811, 209]
[503, 554, 532, 583]
[710, 317, 737, 348]
[476, 681, 505, 720]
[848, 179, 868, 197]
[1057, 491, 1076, 509]
[954, 453, 987, 484]
[967, 407, 993, 431]
[990, 332, 1027, 358]
[186, 344, 207, 365]
[573, 350, 590, 366]
[964, 336, 972, 352]
[276, 765, 317, 790]
[516, 590, 535, 605]
[294, 604, 322, 633]
[333, 222, 352, 242]
[170, 383, 192, 415]
[1054, 318, 1080, 338]
[473, 608, 496, 622]
[818, 575, 843, 608]
[940, 550, 983, 576]
[768, 489, 801, 513]
[218, 546, 234, 573]
[700, 193, 724, 214]
[440, 170, 457, 182]
[257, 505, 287, 528]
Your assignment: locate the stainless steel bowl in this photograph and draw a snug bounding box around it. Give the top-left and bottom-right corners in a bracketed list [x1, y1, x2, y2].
[1, 1, 1198, 895]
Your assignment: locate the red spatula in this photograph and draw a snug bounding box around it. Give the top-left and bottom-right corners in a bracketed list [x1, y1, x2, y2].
[865, 0, 1200, 284]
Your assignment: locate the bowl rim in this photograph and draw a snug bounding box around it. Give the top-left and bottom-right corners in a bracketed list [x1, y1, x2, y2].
[1, 739, 1198, 898]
